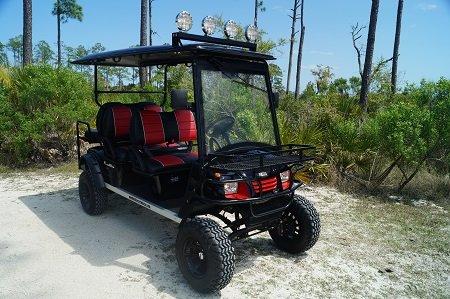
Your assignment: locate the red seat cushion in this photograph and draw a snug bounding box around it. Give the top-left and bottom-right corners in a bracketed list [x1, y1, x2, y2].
[97, 102, 162, 142]
[111, 106, 133, 139]
[131, 109, 197, 146]
[142, 152, 197, 172]
[174, 110, 197, 142]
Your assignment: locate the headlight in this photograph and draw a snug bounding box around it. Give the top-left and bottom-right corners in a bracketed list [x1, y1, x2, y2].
[224, 182, 238, 194]
[245, 25, 259, 42]
[224, 20, 238, 39]
[176, 11, 193, 32]
[280, 170, 290, 182]
[202, 16, 216, 36]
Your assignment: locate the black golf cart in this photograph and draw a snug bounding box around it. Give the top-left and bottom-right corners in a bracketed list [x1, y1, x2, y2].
[73, 31, 320, 293]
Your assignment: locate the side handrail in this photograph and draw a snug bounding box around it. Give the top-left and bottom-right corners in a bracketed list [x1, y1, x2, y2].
[76, 120, 92, 167]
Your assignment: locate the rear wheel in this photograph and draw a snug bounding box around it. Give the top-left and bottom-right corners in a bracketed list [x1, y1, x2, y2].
[269, 195, 320, 253]
[176, 217, 235, 293]
[78, 170, 107, 215]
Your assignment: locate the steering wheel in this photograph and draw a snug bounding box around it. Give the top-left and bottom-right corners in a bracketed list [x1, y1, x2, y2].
[206, 116, 235, 150]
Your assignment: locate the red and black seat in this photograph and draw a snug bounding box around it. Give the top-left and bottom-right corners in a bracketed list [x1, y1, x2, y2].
[96, 101, 162, 162]
[130, 109, 197, 172]
[130, 90, 198, 173]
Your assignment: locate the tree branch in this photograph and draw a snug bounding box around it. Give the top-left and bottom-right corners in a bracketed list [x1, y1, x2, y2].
[371, 56, 394, 78]
[351, 23, 366, 78]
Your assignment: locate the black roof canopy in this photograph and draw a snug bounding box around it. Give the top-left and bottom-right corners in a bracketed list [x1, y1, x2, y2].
[71, 43, 275, 67]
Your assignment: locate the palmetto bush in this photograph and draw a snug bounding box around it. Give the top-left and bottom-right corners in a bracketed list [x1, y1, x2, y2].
[278, 80, 449, 194]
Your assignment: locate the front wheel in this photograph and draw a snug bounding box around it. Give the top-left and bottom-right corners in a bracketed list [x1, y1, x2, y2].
[176, 217, 235, 293]
[269, 195, 320, 253]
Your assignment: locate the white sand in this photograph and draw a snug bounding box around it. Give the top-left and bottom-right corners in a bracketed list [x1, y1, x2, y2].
[0, 172, 448, 298]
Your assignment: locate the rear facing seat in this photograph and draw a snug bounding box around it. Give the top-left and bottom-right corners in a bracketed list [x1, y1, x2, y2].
[96, 101, 162, 162]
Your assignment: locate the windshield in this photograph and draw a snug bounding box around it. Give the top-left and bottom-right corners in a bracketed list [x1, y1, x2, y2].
[200, 61, 276, 153]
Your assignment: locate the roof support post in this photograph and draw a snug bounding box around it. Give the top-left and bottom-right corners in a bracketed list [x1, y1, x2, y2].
[163, 65, 169, 105]
[94, 65, 100, 106]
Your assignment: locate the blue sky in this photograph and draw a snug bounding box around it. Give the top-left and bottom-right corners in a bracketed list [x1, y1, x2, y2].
[1, 0, 449, 89]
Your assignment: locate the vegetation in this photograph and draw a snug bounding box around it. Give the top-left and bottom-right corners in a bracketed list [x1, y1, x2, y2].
[278, 74, 449, 199]
[0, 1, 447, 201]
[0, 65, 94, 165]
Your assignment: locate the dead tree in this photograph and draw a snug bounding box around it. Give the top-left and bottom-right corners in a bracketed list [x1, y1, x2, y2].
[253, 0, 265, 27]
[352, 23, 393, 90]
[286, 0, 301, 94]
[351, 23, 366, 79]
[359, 0, 380, 112]
[294, 0, 305, 99]
[139, 0, 148, 87]
[391, 0, 404, 93]
[148, 0, 154, 81]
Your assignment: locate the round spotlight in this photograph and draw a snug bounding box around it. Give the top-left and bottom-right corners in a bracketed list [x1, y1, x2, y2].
[224, 20, 239, 39]
[202, 16, 216, 36]
[245, 25, 259, 42]
[175, 11, 193, 32]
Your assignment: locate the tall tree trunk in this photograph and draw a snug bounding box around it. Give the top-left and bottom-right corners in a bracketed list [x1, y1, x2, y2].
[359, 0, 380, 112]
[294, 0, 305, 98]
[148, 0, 153, 81]
[286, 0, 300, 94]
[254, 0, 258, 26]
[22, 0, 32, 66]
[139, 0, 148, 88]
[57, 0, 61, 67]
[391, 0, 403, 94]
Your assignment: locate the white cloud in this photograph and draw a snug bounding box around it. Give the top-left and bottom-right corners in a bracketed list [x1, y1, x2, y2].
[309, 50, 334, 56]
[419, 3, 438, 11]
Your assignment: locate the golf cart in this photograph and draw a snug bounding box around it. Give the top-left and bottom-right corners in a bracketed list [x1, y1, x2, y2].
[73, 13, 320, 293]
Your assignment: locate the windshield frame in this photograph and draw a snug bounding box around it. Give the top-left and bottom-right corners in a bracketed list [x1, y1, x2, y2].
[193, 57, 281, 160]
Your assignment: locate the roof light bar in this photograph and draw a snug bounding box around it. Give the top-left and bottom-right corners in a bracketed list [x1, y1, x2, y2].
[245, 25, 259, 42]
[176, 11, 193, 32]
[224, 20, 239, 39]
[202, 16, 216, 36]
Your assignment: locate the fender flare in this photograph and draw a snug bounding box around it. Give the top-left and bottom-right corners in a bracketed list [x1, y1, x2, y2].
[80, 153, 105, 189]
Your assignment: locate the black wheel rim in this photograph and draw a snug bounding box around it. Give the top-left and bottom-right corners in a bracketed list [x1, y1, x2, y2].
[278, 211, 301, 239]
[79, 181, 91, 210]
[183, 237, 207, 278]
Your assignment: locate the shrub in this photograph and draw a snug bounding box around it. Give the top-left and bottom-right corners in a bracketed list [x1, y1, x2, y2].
[0, 65, 95, 166]
[278, 79, 449, 195]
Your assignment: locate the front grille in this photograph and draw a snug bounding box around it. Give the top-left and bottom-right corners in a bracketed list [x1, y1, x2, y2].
[252, 176, 278, 193]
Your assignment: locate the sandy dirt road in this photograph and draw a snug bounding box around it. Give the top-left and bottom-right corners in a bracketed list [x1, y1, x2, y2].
[0, 171, 448, 298]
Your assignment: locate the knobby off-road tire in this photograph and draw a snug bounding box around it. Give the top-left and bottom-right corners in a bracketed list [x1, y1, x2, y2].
[176, 217, 235, 293]
[78, 170, 108, 215]
[269, 195, 320, 253]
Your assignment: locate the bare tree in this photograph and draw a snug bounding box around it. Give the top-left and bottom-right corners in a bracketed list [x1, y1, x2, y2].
[352, 22, 393, 91]
[23, 0, 32, 66]
[359, 0, 380, 112]
[254, 0, 265, 27]
[148, 0, 154, 81]
[391, 0, 404, 93]
[139, 0, 148, 87]
[286, 0, 301, 94]
[351, 23, 366, 79]
[294, 0, 305, 99]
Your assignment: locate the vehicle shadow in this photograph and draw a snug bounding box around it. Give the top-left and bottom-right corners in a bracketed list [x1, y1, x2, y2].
[19, 187, 299, 297]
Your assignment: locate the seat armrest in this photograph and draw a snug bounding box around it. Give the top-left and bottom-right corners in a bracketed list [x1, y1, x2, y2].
[83, 128, 101, 143]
